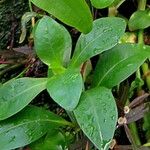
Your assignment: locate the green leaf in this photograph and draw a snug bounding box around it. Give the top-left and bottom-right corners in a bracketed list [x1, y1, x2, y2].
[128, 9, 150, 31]
[143, 111, 150, 141]
[0, 106, 69, 150]
[47, 70, 83, 111]
[129, 77, 144, 98]
[70, 17, 126, 68]
[0, 78, 47, 120]
[93, 43, 150, 88]
[31, 0, 93, 33]
[0, 64, 8, 70]
[30, 130, 65, 150]
[74, 87, 117, 150]
[34, 16, 72, 69]
[19, 12, 37, 43]
[111, 0, 126, 7]
[91, 0, 114, 8]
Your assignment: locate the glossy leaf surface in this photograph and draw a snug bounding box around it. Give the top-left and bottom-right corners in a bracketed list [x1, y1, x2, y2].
[93, 44, 150, 88]
[0, 78, 47, 120]
[34, 16, 72, 68]
[31, 0, 93, 33]
[71, 17, 126, 68]
[91, 0, 114, 8]
[47, 70, 83, 111]
[0, 106, 69, 150]
[30, 130, 65, 150]
[128, 9, 150, 31]
[74, 87, 117, 149]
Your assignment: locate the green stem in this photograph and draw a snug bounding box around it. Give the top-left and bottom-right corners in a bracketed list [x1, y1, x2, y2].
[138, 0, 147, 10]
[66, 111, 78, 125]
[138, 30, 144, 45]
[129, 123, 141, 146]
[29, 0, 33, 12]
[128, 0, 147, 147]
[142, 63, 150, 90]
[126, 98, 141, 146]
[108, 6, 118, 17]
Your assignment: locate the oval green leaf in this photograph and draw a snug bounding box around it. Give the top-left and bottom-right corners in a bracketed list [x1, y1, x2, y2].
[91, 0, 114, 8]
[47, 70, 83, 111]
[34, 16, 72, 69]
[31, 0, 93, 33]
[0, 78, 47, 120]
[93, 43, 150, 88]
[74, 86, 117, 150]
[0, 106, 70, 150]
[70, 17, 126, 68]
[128, 9, 150, 31]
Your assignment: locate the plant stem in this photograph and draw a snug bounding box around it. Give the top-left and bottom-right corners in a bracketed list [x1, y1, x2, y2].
[129, 123, 141, 146]
[128, 0, 147, 147]
[126, 98, 141, 147]
[142, 63, 150, 90]
[138, 30, 144, 45]
[66, 111, 78, 125]
[108, 6, 118, 17]
[138, 0, 150, 90]
[138, 0, 150, 89]
[29, 0, 33, 12]
[138, 0, 147, 10]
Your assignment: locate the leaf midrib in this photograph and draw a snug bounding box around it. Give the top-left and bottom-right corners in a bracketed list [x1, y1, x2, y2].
[0, 118, 67, 135]
[87, 92, 103, 143]
[97, 56, 132, 86]
[2, 79, 47, 103]
[72, 31, 104, 66]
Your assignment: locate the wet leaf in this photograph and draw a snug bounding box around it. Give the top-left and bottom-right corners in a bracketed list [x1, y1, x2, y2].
[74, 86, 117, 150]
[91, 0, 114, 8]
[47, 70, 83, 111]
[93, 44, 150, 88]
[0, 78, 47, 120]
[31, 0, 93, 33]
[34, 16, 72, 69]
[0, 106, 69, 150]
[128, 9, 150, 31]
[70, 17, 126, 68]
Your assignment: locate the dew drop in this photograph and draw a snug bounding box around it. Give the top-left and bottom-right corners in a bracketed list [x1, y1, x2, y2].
[103, 119, 107, 123]
[111, 115, 115, 121]
[127, 64, 133, 67]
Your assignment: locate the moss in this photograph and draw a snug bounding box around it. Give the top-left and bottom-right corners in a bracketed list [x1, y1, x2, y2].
[0, 0, 29, 50]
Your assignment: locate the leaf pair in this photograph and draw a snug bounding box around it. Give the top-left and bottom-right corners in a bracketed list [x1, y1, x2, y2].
[31, 0, 93, 33]
[33, 15, 128, 150]
[74, 43, 150, 150]
[34, 16, 126, 111]
[0, 106, 70, 150]
[31, 0, 120, 34]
